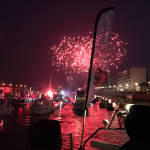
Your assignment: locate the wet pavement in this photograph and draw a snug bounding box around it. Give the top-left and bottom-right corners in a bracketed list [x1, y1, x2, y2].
[0, 101, 129, 150]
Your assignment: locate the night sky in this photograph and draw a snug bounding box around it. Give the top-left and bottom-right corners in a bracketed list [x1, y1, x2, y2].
[0, 1, 150, 89]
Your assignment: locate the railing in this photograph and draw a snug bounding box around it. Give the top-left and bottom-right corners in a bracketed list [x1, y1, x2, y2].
[82, 110, 127, 150]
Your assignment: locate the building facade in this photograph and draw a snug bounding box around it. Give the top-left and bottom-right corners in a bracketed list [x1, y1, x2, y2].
[117, 67, 146, 91]
[0, 84, 27, 96]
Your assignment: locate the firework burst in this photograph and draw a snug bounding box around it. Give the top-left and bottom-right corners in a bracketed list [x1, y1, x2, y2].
[51, 32, 127, 81]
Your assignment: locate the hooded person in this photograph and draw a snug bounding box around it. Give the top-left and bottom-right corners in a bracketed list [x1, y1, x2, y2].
[27, 119, 62, 150]
[120, 104, 150, 150]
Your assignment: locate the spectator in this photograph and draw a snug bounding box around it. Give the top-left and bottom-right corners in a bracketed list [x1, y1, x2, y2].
[27, 119, 62, 150]
[120, 105, 150, 150]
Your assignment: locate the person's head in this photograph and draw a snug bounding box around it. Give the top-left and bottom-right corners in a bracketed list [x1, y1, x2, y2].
[27, 119, 62, 150]
[125, 105, 150, 140]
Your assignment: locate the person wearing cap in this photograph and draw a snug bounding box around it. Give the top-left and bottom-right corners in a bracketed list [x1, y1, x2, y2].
[27, 119, 62, 150]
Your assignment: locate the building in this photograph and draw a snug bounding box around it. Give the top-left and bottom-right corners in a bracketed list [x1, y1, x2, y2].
[0, 85, 12, 96]
[0, 83, 27, 96]
[117, 67, 146, 91]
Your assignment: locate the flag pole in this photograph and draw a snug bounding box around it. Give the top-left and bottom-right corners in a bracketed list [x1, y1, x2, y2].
[79, 7, 114, 150]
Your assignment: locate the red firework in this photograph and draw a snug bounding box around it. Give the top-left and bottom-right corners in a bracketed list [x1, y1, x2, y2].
[51, 32, 127, 81]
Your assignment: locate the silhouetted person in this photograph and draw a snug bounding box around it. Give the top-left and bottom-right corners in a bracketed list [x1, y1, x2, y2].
[27, 119, 62, 150]
[120, 105, 150, 150]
